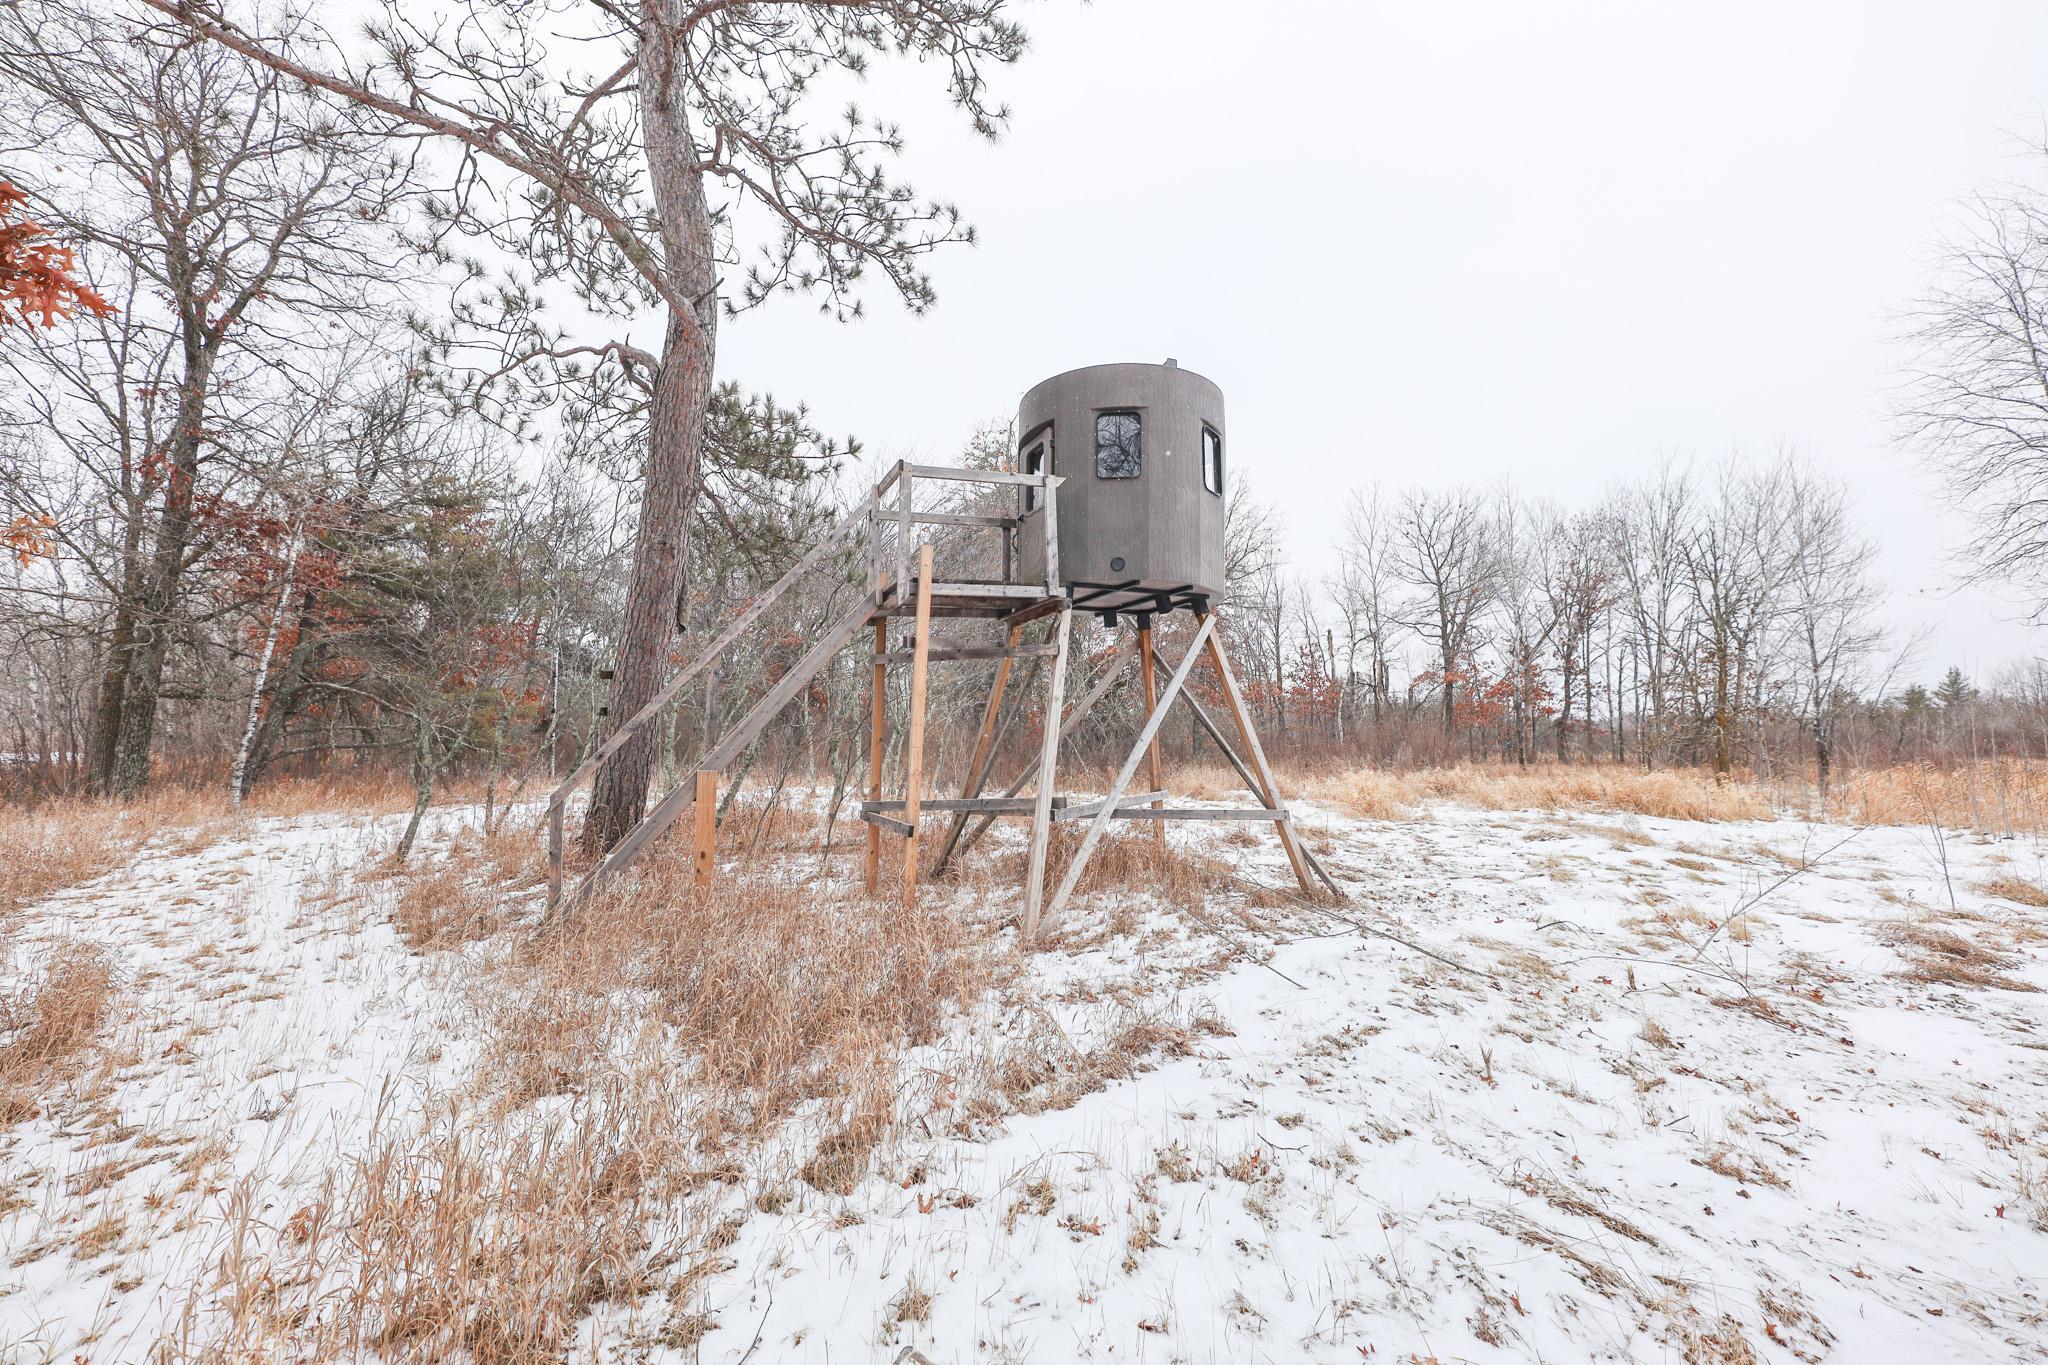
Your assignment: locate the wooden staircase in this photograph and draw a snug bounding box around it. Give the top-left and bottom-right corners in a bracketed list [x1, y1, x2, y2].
[546, 459, 1332, 935]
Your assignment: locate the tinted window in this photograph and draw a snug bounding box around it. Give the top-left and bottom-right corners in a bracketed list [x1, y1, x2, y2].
[1202, 426, 1223, 495]
[1095, 411, 1141, 479]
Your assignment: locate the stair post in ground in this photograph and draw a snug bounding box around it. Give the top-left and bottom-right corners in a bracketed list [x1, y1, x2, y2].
[692, 768, 718, 898]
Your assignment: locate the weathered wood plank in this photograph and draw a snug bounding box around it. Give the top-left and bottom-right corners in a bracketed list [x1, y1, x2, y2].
[866, 796, 1064, 814]
[900, 545, 936, 908]
[895, 470, 912, 602]
[910, 511, 1019, 529]
[1020, 606, 1072, 938]
[702, 598, 876, 773]
[934, 636, 1040, 875]
[920, 614, 1019, 875]
[1137, 623, 1165, 840]
[858, 809, 913, 836]
[869, 642, 1059, 665]
[692, 769, 718, 896]
[926, 582, 1049, 599]
[544, 500, 868, 908]
[902, 463, 1052, 487]
[1106, 807, 1288, 821]
[866, 616, 886, 894]
[1055, 789, 1169, 821]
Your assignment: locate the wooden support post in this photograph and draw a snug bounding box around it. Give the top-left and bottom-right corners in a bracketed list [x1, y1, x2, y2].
[896, 469, 913, 601]
[1043, 614, 1218, 929]
[1041, 475, 1061, 592]
[866, 616, 886, 894]
[1137, 622, 1166, 841]
[900, 545, 936, 908]
[1201, 618, 1317, 894]
[1020, 605, 1073, 939]
[934, 619, 1024, 872]
[547, 800, 563, 909]
[692, 768, 719, 898]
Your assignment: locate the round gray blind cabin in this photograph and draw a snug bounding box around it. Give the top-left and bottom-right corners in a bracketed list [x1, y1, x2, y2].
[1016, 360, 1226, 619]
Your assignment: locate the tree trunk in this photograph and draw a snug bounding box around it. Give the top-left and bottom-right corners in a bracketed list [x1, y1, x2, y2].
[1557, 649, 1573, 763]
[110, 350, 215, 797]
[86, 603, 134, 794]
[582, 27, 719, 857]
[85, 523, 146, 794]
[231, 525, 300, 806]
[396, 719, 436, 860]
[1814, 718, 1832, 802]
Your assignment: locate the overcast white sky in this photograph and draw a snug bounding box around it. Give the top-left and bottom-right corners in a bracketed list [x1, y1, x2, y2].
[718, 0, 2048, 686]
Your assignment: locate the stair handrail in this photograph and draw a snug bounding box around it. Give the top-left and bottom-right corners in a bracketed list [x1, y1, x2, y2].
[545, 466, 897, 907]
[544, 458, 1060, 913]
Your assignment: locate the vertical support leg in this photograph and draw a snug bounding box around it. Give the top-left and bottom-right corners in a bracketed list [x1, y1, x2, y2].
[936, 619, 1025, 873]
[900, 545, 936, 909]
[866, 616, 886, 894]
[692, 768, 719, 898]
[1137, 620, 1165, 841]
[1202, 618, 1316, 894]
[1021, 605, 1074, 940]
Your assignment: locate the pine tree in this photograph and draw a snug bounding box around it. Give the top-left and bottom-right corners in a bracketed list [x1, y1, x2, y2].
[1933, 666, 1977, 709]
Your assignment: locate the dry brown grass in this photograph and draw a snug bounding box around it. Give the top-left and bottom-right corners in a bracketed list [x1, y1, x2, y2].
[0, 787, 229, 917]
[1981, 874, 2048, 909]
[484, 837, 1004, 1148]
[168, 810, 1019, 1361]
[1297, 764, 1776, 824]
[165, 1072, 696, 1365]
[0, 939, 116, 1123]
[384, 818, 547, 950]
[1279, 757, 2048, 834]
[154, 783, 1305, 1359]
[1879, 917, 2040, 993]
[0, 772, 473, 920]
[1821, 760, 2048, 838]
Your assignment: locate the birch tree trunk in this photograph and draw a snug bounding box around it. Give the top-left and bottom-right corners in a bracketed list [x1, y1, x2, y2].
[230, 523, 300, 806]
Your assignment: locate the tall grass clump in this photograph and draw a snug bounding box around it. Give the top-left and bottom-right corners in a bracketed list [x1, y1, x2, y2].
[0, 939, 116, 1123]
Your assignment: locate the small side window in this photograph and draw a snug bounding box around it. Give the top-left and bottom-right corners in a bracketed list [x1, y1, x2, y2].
[1095, 411, 1141, 479]
[1021, 434, 1049, 511]
[1201, 426, 1223, 496]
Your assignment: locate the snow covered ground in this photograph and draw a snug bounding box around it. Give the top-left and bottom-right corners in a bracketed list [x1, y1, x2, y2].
[4, 794, 2046, 1362]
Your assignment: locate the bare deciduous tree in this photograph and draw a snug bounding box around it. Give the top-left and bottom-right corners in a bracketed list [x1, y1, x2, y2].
[1334, 486, 1400, 732]
[1396, 488, 1499, 740]
[1904, 183, 2048, 618]
[147, 0, 1029, 854]
[1782, 467, 1888, 796]
[0, 0, 409, 796]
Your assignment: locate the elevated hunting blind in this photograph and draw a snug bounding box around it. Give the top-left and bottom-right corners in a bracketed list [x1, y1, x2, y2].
[1016, 360, 1226, 619]
[547, 358, 1332, 937]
